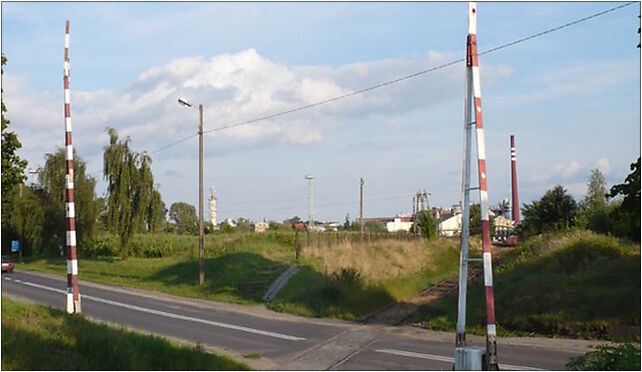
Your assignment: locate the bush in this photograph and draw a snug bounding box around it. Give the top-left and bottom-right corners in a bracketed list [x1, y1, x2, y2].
[567, 343, 640, 370]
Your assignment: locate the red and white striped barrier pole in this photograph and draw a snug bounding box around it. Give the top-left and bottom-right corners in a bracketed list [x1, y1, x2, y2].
[64, 20, 81, 314]
[468, 3, 498, 368]
[510, 135, 520, 223]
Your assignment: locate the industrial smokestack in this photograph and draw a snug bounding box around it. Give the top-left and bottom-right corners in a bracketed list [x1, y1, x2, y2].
[510, 135, 520, 223]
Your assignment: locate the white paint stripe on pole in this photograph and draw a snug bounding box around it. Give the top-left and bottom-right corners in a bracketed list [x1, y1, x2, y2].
[468, 2, 477, 34]
[65, 117, 72, 132]
[66, 178, 74, 190]
[476, 128, 486, 159]
[65, 34, 69, 48]
[480, 190, 489, 218]
[487, 324, 497, 335]
[71, 260, 78, 275]
[374, 349, 546, 371]
[66, 202, 75, 218]
[66, 144, 73, 160]
[66, 292, 74, 314]
[472, 66, 482, 97]
[64, 89, 70, 103]
[66, 230, 76, 246]
[483, 252, 493, 286]
[67, 260, 72, 274]
[17, 279, 305, 341]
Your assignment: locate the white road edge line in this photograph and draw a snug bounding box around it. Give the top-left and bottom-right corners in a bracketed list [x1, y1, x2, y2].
[374, 349, 546, 371]
[16, 279, 306, 341]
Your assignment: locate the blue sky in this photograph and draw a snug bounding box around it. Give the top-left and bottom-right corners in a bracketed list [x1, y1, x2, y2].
[2, 1, 640, 223]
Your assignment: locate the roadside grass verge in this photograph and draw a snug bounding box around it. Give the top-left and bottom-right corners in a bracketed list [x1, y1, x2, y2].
[20, 253, 287, 304]
[20, 232, 466, 320]
[1, 297, 249, 370]
[268, 238, 463, 319]
[415, 230, 641, 341]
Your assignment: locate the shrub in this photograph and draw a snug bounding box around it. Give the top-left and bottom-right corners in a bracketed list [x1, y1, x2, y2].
[567, 343, 640, 370]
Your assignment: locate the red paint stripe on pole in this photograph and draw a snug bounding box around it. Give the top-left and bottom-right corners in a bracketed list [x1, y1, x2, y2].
[485, 286, 496, 324]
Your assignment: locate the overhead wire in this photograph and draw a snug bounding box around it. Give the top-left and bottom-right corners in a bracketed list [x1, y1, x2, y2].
[144, 1, 636, 155]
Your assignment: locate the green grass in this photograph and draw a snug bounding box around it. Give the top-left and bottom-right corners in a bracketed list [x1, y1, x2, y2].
[415, 230, 641, 341]
[20, 232, 464, 320]
[1, 297, 249, 370]
[20, 253, 287, 305]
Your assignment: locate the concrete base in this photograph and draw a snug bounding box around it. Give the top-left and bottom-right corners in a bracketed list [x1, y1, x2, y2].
[454, 346, 485, 370]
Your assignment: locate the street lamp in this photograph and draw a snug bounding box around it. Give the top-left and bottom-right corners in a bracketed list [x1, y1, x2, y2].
[178, 97, 205, 286]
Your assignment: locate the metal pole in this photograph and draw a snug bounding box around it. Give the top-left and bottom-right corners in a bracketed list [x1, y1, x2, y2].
[199, 104, 204, 286]
[510, 135, 520, 223]
[63, 20, 81, 314]
[456, 34, 474, 347]
[467, 3, 498, 368]
[360, 178, 364, 243]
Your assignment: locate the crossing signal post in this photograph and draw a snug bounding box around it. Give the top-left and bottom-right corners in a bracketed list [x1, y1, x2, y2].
[455, 3, 499, 370]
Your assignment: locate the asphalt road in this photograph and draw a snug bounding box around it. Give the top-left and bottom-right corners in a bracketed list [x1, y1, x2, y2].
[2, 270, 589, 370]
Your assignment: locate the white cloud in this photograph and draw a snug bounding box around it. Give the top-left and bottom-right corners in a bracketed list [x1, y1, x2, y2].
[4, 48, 513, 179]
[551, 160, 580, 178]
[595, 157, 610, 175]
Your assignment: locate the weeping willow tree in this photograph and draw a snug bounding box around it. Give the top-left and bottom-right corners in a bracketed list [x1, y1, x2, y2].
[39, 149, 99, 255]
[103, 128, 164, 260]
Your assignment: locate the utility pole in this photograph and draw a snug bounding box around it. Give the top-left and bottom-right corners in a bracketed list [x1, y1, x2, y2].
[360, 178, 364, 243]
[178, 97, 205, 286]
[63, 20, 81, 314]
[455, 3, 499, 370]
[198, 104, 204, 286]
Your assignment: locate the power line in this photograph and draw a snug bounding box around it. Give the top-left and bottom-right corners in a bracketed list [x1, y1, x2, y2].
[145, 1, 635, 155]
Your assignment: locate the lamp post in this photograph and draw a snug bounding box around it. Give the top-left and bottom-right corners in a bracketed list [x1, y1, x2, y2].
[178, 97, 204, 286]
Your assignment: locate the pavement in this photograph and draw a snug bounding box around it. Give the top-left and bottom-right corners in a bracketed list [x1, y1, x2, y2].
[2, 269, 603, 370]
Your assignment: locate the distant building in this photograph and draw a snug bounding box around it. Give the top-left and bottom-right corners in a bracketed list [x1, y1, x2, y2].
[439, 213, 462, 237]
[252, 221, 269, 233]
[386, 213, 415, 232]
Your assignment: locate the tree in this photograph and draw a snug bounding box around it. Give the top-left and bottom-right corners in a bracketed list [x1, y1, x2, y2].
[517, 185, 577, 239]
[576, 169, 609, 233]
[103, 128, 162, 259]
[169, 202, 197, 235]
[1, 55, 28, 228]
[147, 189, 166, 233]
[364, 220, 387, 233]
[416, 210, 437, 239]
[39, 148, 99, 254]
[7, 186, 45, 256]
[469, 203, 496, 236]
[608, 157, 640, 241]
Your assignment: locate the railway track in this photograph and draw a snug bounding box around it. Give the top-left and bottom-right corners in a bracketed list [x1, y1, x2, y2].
[361, 247, 513, 326]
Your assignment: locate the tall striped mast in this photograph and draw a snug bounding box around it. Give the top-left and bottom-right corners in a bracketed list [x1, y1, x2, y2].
[64, 20, 81, 314]
[455, 3, 498, 369]
[510, 135, 520, 222]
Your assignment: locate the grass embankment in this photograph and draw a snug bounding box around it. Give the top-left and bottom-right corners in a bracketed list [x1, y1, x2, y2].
[416, 230, 641, 341]
[20, 232, 464, 320]
[268, 238, 464, 319]
[1, 297, 249, 370]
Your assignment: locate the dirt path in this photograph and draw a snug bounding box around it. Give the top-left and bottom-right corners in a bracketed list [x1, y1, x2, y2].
[361, 246, 514, 326]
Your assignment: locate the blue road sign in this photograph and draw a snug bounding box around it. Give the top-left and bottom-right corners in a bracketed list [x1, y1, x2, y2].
[11, 240, 19, 252]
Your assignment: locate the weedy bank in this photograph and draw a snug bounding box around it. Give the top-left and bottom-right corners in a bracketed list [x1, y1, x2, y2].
[268, 237, 467, 319]
[414, 230, 641, 341]
[1, 297, 249, 370]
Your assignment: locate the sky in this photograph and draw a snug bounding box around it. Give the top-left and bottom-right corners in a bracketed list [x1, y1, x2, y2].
[1, 1, 640, 224]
